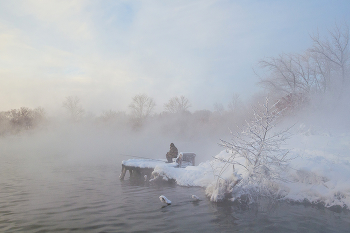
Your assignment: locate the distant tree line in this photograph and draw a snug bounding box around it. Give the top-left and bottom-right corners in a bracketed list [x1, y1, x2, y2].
[0, 93, 247, 138]
[0, 107, 46, 135]
[95, 93, 247, 138]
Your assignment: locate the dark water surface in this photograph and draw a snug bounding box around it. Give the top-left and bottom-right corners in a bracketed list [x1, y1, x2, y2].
[1, 151, 350, 233]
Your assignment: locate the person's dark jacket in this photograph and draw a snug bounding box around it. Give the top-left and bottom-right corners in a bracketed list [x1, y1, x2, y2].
[166, 143, 178, 162]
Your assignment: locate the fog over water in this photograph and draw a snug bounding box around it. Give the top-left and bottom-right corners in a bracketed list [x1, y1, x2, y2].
[1, 125, 350, 232]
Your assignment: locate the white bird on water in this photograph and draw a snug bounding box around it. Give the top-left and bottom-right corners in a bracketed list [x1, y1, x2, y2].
[159, 195, 171, 205]
[191, 195, 199, 201]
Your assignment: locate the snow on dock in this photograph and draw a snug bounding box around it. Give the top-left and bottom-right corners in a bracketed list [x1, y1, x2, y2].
[119, 159, 178, 180]
[119, 153, 196, 180]
[122, 159, 177, 169]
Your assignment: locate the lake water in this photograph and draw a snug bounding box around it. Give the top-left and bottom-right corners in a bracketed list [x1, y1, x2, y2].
[1, 151, 350, 233]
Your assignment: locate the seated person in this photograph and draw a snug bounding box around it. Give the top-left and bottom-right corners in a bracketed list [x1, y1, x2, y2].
[166, 143, 178, 163]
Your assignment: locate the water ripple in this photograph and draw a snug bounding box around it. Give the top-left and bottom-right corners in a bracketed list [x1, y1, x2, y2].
[1, 154, 350, 232]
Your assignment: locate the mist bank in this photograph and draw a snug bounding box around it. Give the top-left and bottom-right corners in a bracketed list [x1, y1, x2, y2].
[0, 109, 247, 165]
[1, 23, 350, 168]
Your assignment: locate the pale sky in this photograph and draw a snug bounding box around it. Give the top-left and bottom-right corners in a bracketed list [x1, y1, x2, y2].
[1, 0, 349, 114]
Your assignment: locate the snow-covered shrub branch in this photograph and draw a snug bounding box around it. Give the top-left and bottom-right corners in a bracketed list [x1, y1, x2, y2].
[220, 97, 293, 183]
[207, 97, 295, 201]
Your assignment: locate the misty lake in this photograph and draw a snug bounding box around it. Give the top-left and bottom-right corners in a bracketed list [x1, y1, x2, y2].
[1, 145, 349, 233]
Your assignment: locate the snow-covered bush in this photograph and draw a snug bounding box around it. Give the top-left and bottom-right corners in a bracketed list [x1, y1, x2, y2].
[205, 157, 242, 202]
[208, 97, 294, 201]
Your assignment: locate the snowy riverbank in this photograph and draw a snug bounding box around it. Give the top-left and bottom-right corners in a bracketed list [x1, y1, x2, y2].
[148, 127, 350, 208]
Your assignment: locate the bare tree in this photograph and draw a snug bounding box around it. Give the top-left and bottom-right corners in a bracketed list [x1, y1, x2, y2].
[129, 94, 156, 124]
[310, 23, 349, 89]
[205, 97, 294, 202]
[227, 93, 242, 113]
[62, 96, 85, 122]
[19, 107, 31, 129]
[258, 53, 318, 96]
[164, 96, 191, 114]
[258, 24, 350, 105]
[219, 97, 293, 186]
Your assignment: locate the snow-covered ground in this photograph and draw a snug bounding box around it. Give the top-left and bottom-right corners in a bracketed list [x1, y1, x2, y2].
[283, 126, 350, 208]
[135, 125, 350, 208]
[121, 123, 350, 208]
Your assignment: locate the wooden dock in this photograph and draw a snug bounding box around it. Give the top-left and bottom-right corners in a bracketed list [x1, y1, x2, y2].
[119, 153, 196, 180]
[119, 159, 176, 180]
[119, 164, 155, 180]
